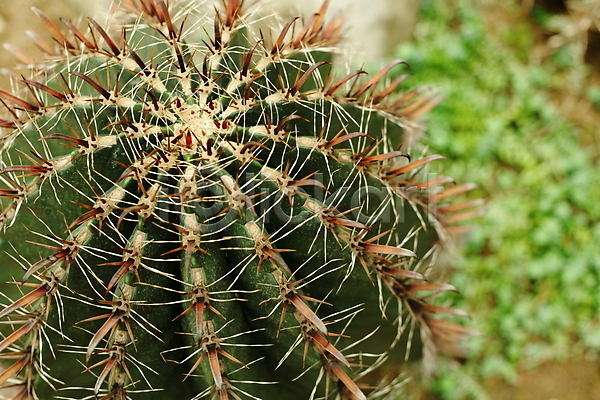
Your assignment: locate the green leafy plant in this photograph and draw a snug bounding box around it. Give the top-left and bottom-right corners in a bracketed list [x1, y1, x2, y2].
[0, 1, 479, 399]
[391, 1, 600, 398]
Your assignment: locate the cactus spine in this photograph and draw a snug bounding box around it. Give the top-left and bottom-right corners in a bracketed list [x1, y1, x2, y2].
[0, 1, 480, 399]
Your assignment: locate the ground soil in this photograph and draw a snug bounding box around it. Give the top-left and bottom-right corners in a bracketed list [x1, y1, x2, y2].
[484, 356, 600, 400]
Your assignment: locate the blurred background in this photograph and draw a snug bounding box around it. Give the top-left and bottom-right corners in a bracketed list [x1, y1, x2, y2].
[1, 0, 599, 399]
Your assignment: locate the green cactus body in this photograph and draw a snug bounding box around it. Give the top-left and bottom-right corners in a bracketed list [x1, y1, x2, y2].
[0, 1, 481, 399]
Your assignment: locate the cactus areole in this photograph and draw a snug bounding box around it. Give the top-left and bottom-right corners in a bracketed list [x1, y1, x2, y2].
[0, 1, 480, 399]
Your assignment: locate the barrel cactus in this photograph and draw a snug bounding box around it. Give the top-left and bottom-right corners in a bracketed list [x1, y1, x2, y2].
[0, 1, 481, 399]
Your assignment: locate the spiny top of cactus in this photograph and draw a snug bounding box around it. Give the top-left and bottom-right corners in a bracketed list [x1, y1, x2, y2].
[0, 1, 482, 399]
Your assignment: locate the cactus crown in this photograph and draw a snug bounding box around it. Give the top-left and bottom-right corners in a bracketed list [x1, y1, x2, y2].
[0, 1, 480, 399]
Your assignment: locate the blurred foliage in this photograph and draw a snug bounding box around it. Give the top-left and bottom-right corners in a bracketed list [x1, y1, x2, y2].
[379, 0, 600, 398]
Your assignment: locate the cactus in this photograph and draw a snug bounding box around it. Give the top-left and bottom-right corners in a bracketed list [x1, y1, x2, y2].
[0, 1, 482, 399]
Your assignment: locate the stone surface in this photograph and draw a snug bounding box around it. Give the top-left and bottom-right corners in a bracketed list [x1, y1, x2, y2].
[262, 0, 419, 61]
[0, 0, 101, 88]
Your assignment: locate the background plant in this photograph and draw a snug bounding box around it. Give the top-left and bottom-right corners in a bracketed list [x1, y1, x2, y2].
[378, 0, 600, 398]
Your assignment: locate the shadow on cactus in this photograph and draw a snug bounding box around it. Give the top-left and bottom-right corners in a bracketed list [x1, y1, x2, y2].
[0, 0, 482, 399]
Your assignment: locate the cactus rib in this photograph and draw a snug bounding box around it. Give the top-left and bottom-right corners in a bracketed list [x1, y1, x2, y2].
[0, 1, 482, 399]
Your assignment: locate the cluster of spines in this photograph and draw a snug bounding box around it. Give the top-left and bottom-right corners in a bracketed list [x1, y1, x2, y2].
[0, 0, 483, 399]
